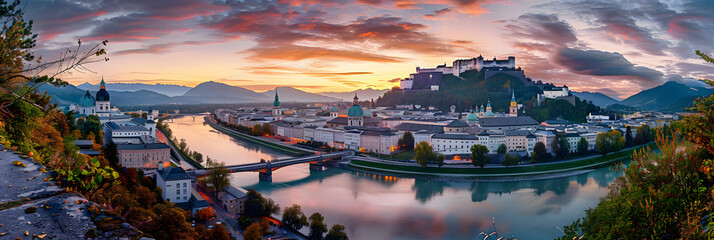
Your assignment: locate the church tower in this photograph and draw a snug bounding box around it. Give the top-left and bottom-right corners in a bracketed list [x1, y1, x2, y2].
[509, 92, 518, 117]
[347, 93, 364, 126]
[95, 77, 111, 117]
[272, 89, 282, 120]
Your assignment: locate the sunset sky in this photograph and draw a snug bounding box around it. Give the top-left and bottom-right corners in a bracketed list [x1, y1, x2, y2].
[26, 0, 714, 99]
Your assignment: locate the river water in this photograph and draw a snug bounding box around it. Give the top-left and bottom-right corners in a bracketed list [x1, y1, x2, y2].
[166, 116, 623, 240]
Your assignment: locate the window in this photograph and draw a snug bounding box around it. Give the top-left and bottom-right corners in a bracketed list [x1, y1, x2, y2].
[183, 183, 187, 188]
[176, 196, 180, 200]
[183, 189, 187, 194]
[176, 183, 179, 188]
[176, 189, 180, 195]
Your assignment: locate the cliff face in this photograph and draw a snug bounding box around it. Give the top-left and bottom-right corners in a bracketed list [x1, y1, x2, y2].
[0, 145, 146, 239]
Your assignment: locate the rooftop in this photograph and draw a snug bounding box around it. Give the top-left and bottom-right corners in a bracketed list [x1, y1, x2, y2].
[116, 143, 170, 150]
[432, 133, 479, 140]
[158, 167, 191, 181]
[478, 116, 540, 127]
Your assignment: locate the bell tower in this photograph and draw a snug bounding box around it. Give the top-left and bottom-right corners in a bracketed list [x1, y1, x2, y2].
[509, 92, 518, 117]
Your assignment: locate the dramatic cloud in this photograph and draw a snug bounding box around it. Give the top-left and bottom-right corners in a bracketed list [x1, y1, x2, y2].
[114, 40, 222, 56]
[26, 0, 229, 42]
[503, 14, 579, 47]
[553, 48, 664, 87]
[204, 4, 467, 62]
[423, 8, 452, 20]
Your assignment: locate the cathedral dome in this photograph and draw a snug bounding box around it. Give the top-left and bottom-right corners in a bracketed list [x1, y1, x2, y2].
[79, 90, 95, 107]
[96, 89, 110, 101]
[466, 112, 478, 122]
[330, 106, 339, 112]
[95, 78, 110, 101]
[347, 105, 364, 117]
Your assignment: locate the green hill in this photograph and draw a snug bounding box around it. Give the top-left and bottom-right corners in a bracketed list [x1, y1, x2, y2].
[376, 69, 602, 123]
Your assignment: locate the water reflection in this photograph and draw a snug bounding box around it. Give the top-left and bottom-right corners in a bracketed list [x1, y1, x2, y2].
[169, 116, 625, 240]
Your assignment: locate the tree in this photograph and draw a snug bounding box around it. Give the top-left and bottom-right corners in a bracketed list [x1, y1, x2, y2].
[496, 144, 507, 154]
[179, 138, 188, 152]
[243, 222, 263, 240]
[282, 204, 308, 231]
[397, 131, 415, 151]
[595, 130, 625, 155]
[325, 224, 348, 240]
[261, 123, 273, 135]
[470, 144, 489, 168]
[551, 135, 560, 159]
[625, 126, 633, 147]
[141, 203, 199, 240]
[251, 124, 263, 136]
[208, 161, 230, 194]
[134, 185, 156, 208]
[309, 212, 328, 240]
[577, 137, 589, 155]
[502, 153, 517, 167]
[557, 134, 570, 159]
[195, 207, 215, 223]
[635, 125, 645, 145]
[245, 188, 281, 218]
[414, 141, 435, 167]
[531, 142, 547, 163]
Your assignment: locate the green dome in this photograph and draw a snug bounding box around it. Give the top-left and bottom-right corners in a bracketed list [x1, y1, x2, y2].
[347, 104, 364, 117]
[484, 110, 495, 117]
[79, 90, 95, 107]
[330, 106, 339, 112]
[363, 109, 372, 117]
[466, 112, 478, 122]
[96, 89, 110, 101]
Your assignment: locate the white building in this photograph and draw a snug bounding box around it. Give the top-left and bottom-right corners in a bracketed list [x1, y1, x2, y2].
[432, 134, 480, 155]
[543, 86, 570, 99]
[157, 165, 192, 203]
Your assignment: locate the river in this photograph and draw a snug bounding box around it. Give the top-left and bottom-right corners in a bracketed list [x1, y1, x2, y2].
[166, 116, 623, 240]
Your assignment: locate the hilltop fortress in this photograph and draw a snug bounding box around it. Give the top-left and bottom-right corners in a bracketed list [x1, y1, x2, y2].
[399, 55, 574, 106]
[419, 55, 515, 77]
[401, 55, 521, 91]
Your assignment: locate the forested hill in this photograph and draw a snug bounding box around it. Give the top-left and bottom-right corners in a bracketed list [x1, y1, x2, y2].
[375, 69, 603, 123]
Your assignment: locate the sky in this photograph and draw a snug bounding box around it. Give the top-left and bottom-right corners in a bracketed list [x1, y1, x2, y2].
[24, 0, 714, 99]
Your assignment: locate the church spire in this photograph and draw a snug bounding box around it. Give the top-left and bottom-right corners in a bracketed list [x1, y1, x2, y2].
[353, 93, 359, 105]
[273, 89, 280, 107]
[100, 77, 106, 90]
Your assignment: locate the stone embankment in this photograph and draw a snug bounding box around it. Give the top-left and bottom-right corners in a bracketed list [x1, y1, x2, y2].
[0, 145, 150, 239]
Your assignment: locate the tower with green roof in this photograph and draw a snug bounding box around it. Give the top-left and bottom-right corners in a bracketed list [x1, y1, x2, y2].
[272, 89, 282, 119]
[347, 93, 364, 126]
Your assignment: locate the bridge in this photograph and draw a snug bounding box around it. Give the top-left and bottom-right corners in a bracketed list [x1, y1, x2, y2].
[187, 151, 354, 181]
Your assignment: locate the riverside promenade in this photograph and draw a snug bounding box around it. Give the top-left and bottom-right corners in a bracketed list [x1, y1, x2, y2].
[348, 143, 656, 177]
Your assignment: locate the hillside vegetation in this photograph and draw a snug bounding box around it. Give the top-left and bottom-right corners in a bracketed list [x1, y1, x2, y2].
[376, 69, 602, 122]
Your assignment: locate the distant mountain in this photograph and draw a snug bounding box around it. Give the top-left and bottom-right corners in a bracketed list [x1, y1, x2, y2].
[620, 81, 714, 112]
[77, 82, 191, 97]
[37, 84, 172, 106]
[261, 87, 339, 102]
[181, 81, 270, 103]
[319, 88, 389, 102]
[572, 91, 620, 107]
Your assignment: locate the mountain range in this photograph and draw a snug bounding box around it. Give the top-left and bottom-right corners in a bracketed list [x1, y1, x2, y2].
[40, 80, 712, 112]
[619, 81, 714, 112]
[76, 82, 191, 96]
[572, 91, 620, 108]
[40, 81, 351, 106]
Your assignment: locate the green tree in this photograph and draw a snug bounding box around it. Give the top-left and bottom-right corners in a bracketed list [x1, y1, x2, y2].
[325, 224, 348, 240]
[531, 141, 547, 163]
[397, 131, 415, 150]
[414, 141, 434, 168]
[208, 161, 230, 194]
[496, 143, 507, 154]
[309, 212, 328, 240]
[179, 138, 188, 152]
[577, 137, 589, 155]
[625, 126, 633, 147]
[502, 153, 517, 167]
[470, 144, 489, 168]
[282, 204, 308, 231]
[141, 203, 199, 240]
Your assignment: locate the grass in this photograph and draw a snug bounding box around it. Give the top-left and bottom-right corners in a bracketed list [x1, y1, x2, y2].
[350, 143, 657, 176]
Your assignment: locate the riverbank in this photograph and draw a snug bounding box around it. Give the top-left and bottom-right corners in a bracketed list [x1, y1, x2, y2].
[348, 142, 656, 177]
[204, 116, 313, 156]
